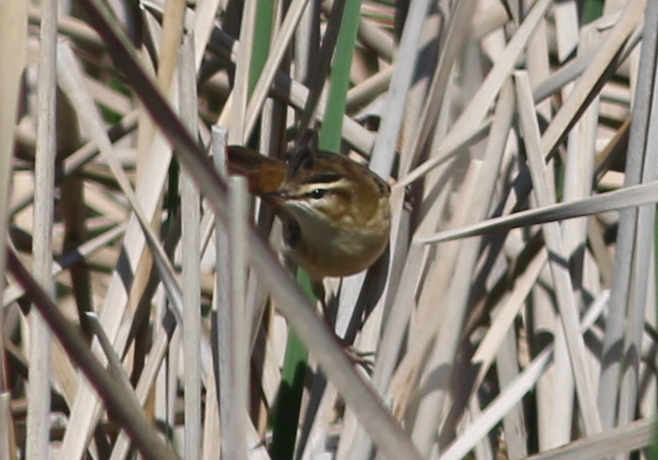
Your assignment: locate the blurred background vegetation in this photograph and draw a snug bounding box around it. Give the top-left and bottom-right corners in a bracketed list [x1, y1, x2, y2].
[0, 0, 657, 459]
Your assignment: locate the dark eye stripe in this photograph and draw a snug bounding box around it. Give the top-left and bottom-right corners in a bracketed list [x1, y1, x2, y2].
[304, 189, 328, 199]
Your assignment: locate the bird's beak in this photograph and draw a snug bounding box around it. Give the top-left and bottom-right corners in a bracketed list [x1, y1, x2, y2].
[260, 190, 288, 203]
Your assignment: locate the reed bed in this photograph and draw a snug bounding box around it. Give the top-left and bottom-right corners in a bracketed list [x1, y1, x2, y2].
[0, 0, 656, 459]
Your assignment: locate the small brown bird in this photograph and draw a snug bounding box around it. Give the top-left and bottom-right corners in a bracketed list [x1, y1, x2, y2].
[226, 139, 391, 281]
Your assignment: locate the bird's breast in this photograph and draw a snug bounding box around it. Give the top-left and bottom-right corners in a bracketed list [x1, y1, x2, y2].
[282, 198, 390, 278]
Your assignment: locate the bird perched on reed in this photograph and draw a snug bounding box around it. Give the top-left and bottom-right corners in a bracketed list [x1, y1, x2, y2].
[226, 134, 391, 282]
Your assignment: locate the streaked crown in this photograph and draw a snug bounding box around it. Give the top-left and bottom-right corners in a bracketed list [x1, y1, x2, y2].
[276, 144, 390, 225]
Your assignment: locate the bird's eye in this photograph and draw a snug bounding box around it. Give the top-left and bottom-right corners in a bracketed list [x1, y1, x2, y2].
[310, 189, 326, 199]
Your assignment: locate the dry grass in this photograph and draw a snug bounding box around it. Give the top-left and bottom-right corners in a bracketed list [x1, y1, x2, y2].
[1, 0, 657, 459]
